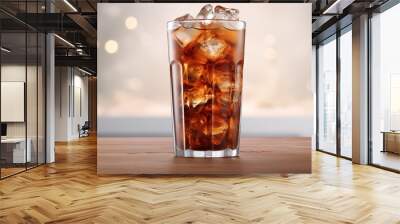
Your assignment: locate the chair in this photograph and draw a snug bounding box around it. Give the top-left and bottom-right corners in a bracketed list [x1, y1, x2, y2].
[79, 121, 90, 138]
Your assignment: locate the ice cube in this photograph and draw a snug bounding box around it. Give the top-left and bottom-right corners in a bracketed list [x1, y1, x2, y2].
[175, 13, 193, 21]
[196, 4, 214, 20]
[214, 5, 239, 20]
[198, 119, 211, 136]
[211, 115, 229, 145]
[189, 114, 208, 130]
[226, 8, 239, 20]
[187, 114, 209, 148]
[213, 5, 242, 30]
[173, 27, 201, 48]
[214, 75, 232, 93]
[214, 27, 242, 46]
[212, 119, 228, 135]
[197, 34, 229, 61]
[211, 60, 235, 92]
[215, 91, 232, 106]
[175, 13, 194, 29]
[214, 60, 235, 71]
[204, 103, 221, 114]
[214, 5, 227, 20]
[184, 85, 212, 108]
[183, 62, 207, 86]
[187, 114, 212, 148]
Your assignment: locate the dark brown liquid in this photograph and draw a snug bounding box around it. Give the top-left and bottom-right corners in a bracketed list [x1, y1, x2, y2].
[168, 22, 245, 151]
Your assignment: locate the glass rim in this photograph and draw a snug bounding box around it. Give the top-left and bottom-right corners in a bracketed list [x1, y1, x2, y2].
[167, 19, 246, 24]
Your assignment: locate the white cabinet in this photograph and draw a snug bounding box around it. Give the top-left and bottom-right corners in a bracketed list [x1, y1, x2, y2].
[1, 138, 32, 163]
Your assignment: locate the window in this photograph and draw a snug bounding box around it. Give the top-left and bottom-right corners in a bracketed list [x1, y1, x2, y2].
[317, 36, 337, 154]
[0, 1, 46, 179]
[370, 3, 400, 171]
[316, 25, 353, 159]
[339, 28, 352, 158]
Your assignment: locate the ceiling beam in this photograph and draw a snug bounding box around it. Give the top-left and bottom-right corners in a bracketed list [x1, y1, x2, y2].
[67, 13, 97, 46]
[322, 0, 355, 14]
[55, 55, 96, 71]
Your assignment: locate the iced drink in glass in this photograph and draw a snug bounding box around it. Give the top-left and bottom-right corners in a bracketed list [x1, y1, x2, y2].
[167, 5, 245, 157]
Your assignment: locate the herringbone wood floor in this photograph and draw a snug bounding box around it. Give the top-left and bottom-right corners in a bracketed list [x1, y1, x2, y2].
[1, 136, 400, 224]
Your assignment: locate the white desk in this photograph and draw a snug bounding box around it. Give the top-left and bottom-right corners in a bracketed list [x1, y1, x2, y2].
[1, 138, 31, 163]
[382, 131, 400, 154]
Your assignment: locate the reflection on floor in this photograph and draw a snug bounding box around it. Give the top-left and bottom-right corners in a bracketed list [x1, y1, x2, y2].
[0, 162, 41, 179]
[341, 147, 352, 158]
[0, 167, 25, 178]
[0, 136, 400, 223]
[373, 150, 400, 170]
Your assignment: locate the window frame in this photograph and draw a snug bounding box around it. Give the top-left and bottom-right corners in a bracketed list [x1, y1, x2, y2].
[315, 24, 353, 160]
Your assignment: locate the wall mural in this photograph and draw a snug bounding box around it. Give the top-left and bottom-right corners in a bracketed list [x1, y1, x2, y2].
[97, 3, 312, 137]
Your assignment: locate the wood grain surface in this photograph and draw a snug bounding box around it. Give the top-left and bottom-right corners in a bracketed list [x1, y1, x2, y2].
[1, 136, 400, 223]
[97, 137, 311, 175]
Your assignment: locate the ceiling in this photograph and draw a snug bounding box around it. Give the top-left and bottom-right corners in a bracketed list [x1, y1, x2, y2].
[0, 0, 392, 74]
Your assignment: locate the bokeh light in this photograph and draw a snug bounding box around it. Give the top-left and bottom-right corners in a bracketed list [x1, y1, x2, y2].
[125, 16, 138, 30]
[104, 40, 119, 54]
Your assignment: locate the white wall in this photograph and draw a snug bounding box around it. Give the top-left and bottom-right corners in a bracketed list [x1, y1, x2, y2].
[97, 3, 313, 137]
[55, 67, 70, 141]
[55, 67, 89, 141]
[72, 74, 89, 138]
[1, 65, 36, 138]
[1, 64, 46, 163]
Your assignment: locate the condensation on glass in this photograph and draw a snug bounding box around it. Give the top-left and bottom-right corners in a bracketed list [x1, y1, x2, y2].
[167, 20, 246, 157]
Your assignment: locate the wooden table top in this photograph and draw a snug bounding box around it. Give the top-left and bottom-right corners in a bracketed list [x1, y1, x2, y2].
[97, 137, 311, 175]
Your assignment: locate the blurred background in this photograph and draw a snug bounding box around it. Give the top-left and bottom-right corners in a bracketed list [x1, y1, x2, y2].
[97, 3, 313, 137]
